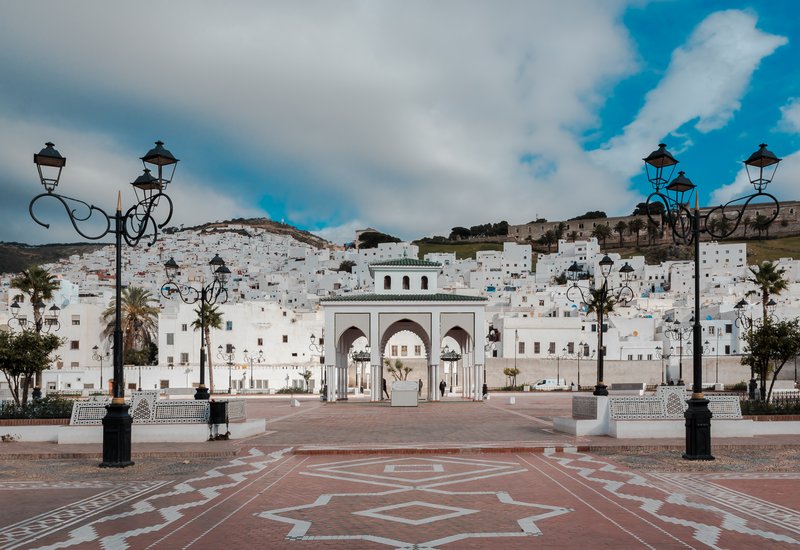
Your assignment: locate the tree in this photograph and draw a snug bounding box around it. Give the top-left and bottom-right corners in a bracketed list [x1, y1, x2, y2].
[0, 330, 62, 406]
[358, 231, 401, 249]
[11, 266, 60, 330]
[449, 226, 471, 240]
[101, 286, 160, 358]
[554, 222, 567, 241]
[742, 215, 751, 238]
[752, 214, 772, 239]
[707, 215, 732, 237]
[747, 261, 788, 321]
[646, 220, 660, 246]
[741, 319, 800, 401]
[301, 370, 313, 391]
[591, 224, 612, 248]
[627, 218, 645, 247]
[631, 202, 665, 217]
[338, 260, 356, 273]
[569, 211, 607, 221]
[384, 358, 411, 381]
[613, 221, 628, 248]
[537, 230, 556, 252]
[192, 303, 224, 394]
[567, 230, 578, 242]
[503, 367, 521, 387]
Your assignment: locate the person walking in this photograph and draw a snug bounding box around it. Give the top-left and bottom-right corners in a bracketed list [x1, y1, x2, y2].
[439, 379, 446, 397]
[418, 378, 423, 396]
[382, 378, 390, 400]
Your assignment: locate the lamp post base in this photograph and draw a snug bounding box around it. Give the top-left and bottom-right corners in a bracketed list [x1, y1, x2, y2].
[195, 386, 210, 400]
[99, 402, 134, 468]
[593, 383, 608, 396]
[683, 397, 714, 461]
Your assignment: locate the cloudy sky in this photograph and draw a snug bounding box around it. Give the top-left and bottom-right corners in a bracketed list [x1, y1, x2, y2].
[1, 1, 798, 245]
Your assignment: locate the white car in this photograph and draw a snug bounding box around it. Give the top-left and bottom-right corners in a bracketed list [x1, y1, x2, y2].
[532, 378, 570, 391]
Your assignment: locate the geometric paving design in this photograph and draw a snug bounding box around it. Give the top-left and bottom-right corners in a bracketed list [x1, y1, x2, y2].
[258, 455, 574, 548]
[540, 450, 800, 548]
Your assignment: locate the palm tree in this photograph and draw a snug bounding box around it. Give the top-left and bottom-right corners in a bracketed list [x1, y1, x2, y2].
[11, 266, 60, 330]
[627, 218, 645, 247]
[646, 220, 660, 246]
[752, 214, 772, 239]
[591, 224, 612, 248]
[568, 230, 578, 242]
[101, 286, 160, 359]
[538, 230, 556, 252]
[742, 215, 751, 238]
[747, 261, 788, 321]
[554, 222, 567, 241]
[192, 303, 224, 394]
[613, 221, 628, 248]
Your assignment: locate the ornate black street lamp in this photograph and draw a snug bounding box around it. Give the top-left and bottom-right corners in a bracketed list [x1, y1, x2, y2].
[642, 142, 781, 460]
[217, 345, 236, 394]
[162, 255, 230, 400]
[351, 346, 371, 392]
[243, 348, 264, 390]
[310, 332, 326, 395]
[92, 345, 110, 394]
[665, 318, 692, 385]
[567, 256, 634, 395]
[440, 345, 462, 395]
[30, 140, 177, 468]
[8, 299, 61, 333]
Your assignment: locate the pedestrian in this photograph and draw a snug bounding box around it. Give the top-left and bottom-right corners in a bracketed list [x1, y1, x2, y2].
[418, 378, 423, 396]
[382, 378, 390, 400]
[482, 383, 488, 399]
[439, 379, 446, 397]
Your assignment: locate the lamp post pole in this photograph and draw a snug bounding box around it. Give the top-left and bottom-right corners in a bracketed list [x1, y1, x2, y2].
[162, 255, 230, 400]
[567, 257, 634, 396]
[665, 319, 692, 385]
[92, 345, 109, 395]
[217, 345, 236, 394]
[243, 348, 263, 390]
[642, 142, 781, 460]
[310, 333, 325, 397]
[29, 140, 177, 468]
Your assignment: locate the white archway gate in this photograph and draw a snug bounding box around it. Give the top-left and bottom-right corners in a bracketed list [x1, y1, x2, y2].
[318, 258, 487, 403]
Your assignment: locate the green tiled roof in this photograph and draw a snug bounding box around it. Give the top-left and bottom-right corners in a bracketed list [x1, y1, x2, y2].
[369, 258, 441, 268]
[320, 293, 487, 303]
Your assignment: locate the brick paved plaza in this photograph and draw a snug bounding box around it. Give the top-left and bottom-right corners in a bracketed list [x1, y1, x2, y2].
[1, 394, 798, 549]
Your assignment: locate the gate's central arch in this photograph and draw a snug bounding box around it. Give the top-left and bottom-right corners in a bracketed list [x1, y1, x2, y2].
[320, 258, 487, 402]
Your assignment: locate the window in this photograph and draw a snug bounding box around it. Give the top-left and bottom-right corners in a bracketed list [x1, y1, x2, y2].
[637, 354, 643, 360]
[160, 380, 170, 389]
[627, 354, 633, 360]
[70, 340, 80, 350]
[518, 341, 525, 354]
[401, 345, 408, 357]
[539, 300, 545, 306]
[391, 345, 398, 356]
[166, 333, 174, 345]
[167, 356, 174, 364]
[180, 352, 189, 364]
[725, 324, 732, 334]
[708, 326, 715, 335]
[282, 335, 288, 343]
[127, 383, 137, 390]
[421, 276, 428, 290]
[534, 342, 540, 354]
[226, 343, 235, 354]
[181, 323, 188, 332]
[647, 354, 653, 360]
[548, 342, 555, 354]
[402, 276, 410, 290]
[414, 345, 421, 356]
[567, 342, 574, 354]
[384, 275, 391, 290]
[257, 338, 263, 346]
[70, 361, 79, 368]
[226, 321, 233, 331]
[71, 315, 80, 326]
[725, 345, 730, 354]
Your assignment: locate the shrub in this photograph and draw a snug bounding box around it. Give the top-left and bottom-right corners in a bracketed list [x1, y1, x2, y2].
[275, 387, 311, 394]
[731, 381, 747, 392]
[741, 395, 800, 415]
[0, 395, 74, 419]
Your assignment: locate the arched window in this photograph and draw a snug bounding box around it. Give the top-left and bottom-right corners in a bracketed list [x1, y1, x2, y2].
[421, 276, 428, 290]
[402, 276, 410, 290]
[384, 275, 391, 290]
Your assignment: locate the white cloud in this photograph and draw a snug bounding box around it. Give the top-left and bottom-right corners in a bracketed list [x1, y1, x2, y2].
[591, 10, 787, 179]
[0, 1, 640, 242]
[778, 98, 800, 133]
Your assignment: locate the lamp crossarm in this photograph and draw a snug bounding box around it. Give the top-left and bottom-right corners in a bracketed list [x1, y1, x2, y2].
[121, 192, 174, 248]
[704, 192, 779, 240]
[29, 192, 113, 241]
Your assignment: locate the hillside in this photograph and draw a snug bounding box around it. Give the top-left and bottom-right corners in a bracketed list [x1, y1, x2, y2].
[0, 217, 333, 275]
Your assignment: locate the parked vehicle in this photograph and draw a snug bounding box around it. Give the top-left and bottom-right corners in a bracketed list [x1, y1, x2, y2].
[532, 378, 569, 391]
